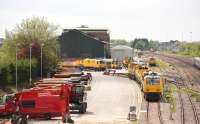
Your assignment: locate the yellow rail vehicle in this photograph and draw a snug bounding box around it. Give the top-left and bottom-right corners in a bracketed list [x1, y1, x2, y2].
[135, 65, 149, 83]
[81, 59, 106, 71]
[143, 72, 164, 100]
[128, 61, 148, 80]
[148, 57, 156, 66]
[128, 62, 138, 79]
[128, 61, 164, 100]
[123, 57, 132, 68]
[111, 61, 120, 69]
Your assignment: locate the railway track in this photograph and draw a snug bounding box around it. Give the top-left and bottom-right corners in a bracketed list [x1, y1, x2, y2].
[157, 56, 200, 124]
[146, 101, 164, 124]
[175, 67, 199, 124]
[159, 68, 185, 124]
[144, 67, 164, 124]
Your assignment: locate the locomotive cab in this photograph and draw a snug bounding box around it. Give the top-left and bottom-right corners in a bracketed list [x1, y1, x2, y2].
[143, 72, 164, 100]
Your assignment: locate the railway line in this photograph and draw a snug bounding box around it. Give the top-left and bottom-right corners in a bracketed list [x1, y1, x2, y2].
[159, 68, 185, 124]
[154, 54, 200, 124]
[175, 67, 199, 124]
[143, 66, 164, 124]
[146, 101, 163, 124]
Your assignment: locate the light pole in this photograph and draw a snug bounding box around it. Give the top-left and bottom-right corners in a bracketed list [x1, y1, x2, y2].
[29, 43, 33, 85]
[104, 44, 106, 58]
[40, 43, 44, 80]
[181, 32, 183, 42]
[15, 43, 19, 91]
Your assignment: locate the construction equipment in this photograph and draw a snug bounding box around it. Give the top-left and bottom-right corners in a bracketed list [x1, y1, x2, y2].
[37, 77, 88, 113]
[0, 94, 15, 116]
[0, 84, 73, 123]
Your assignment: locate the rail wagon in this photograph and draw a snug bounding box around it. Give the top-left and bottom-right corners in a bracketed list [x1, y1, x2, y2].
[135, 65, 149, 84]
[128, 59, 146, 80]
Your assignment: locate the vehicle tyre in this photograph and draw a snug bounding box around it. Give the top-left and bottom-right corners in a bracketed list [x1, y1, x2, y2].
[44, 113, 51, 120]
[144, 93, 147, 100]
[79, 102, 87, 113]
[67, 118, 74, 124]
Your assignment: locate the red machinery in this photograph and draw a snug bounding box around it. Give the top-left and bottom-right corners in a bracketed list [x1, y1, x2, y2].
[36, 78, 88, 113]
[0, 84, 73, 123]
[0, 65, 91, 123]
[0, 94, 16, 116]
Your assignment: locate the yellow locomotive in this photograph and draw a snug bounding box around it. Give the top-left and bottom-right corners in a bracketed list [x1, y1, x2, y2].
[128, 59, 164, 100]
[143, 71, 164, 100]
[79, 58, 106, 71]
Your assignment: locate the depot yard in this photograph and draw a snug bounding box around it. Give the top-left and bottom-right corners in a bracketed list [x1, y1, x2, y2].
[1, 54, 200, 124]
[31, 71, 142, 124]
[72, 72, 141, 124]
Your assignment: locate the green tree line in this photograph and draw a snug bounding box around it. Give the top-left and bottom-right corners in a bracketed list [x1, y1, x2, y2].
[110, 39, 130, 47]
[130, 38, 159, 51]
[0, 17, 59, 88]
[111, 38, 159, 51]
[178, 42, 200, 57]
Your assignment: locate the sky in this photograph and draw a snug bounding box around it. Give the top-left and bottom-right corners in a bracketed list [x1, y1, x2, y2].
[0, 0, 200, 42]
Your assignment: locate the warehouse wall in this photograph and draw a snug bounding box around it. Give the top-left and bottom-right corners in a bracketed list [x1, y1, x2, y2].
[59, 30, 105, 58]
[111, 49, 133, 61]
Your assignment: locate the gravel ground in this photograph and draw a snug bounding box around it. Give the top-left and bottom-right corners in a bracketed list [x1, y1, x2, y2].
[72, 72, 142, 124]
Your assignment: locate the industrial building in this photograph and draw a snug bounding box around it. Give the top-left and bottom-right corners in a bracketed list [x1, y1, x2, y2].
[111, 45, 133, 61]
[59, 27, 110, 58]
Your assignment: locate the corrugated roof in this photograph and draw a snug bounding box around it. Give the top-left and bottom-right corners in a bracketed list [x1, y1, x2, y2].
[63, 28, 109, 32]
[111, 45, 132, 50]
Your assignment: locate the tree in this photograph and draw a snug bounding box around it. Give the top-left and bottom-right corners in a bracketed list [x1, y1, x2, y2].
[149, 40, 160, 51]
[130, 38, 149, 50]
[178, 42, 200, 57]
[110, 39, 130, 47]
[0, 17, 59, 86]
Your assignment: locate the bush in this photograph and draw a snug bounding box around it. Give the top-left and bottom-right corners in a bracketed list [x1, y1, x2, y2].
[0, 17, 59, 88]
[178, 42, 200, 57]
[0, 59, 38, 86]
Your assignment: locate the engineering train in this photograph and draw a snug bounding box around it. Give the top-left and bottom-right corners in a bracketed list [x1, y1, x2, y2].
[74, 58, 121, 70]
[77, 58, 106, 71]
[128, 59, 164, 100]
